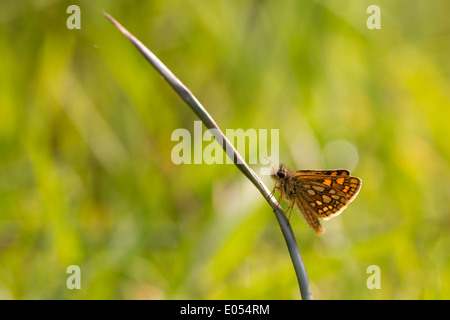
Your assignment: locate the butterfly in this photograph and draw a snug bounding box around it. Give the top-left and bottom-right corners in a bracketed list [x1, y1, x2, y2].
[271, 164, 362, 235]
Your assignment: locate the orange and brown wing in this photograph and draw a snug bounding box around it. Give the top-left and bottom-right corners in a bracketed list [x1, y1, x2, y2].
[293, 169, 350, 177]
[293, 171, 361, 220]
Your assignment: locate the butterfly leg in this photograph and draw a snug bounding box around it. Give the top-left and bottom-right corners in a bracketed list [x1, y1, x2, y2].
[269, 186, 276, 200]
[277, 193, 283, 205]
[286, 201, 295, 220]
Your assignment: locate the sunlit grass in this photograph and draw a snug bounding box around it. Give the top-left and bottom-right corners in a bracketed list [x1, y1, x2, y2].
[0, 0, 449, 299]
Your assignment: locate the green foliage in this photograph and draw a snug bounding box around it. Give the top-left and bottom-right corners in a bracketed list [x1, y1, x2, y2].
[0, 0, 449, 299]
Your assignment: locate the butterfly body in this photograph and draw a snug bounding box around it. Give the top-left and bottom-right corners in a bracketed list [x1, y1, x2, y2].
[271, 164, 362, 235]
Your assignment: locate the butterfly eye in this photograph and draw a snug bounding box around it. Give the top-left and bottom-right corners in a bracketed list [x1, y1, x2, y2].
[277, 170, 286, 178]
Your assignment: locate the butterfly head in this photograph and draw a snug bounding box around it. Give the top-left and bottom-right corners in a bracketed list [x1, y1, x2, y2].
[272, 164, 287, 180]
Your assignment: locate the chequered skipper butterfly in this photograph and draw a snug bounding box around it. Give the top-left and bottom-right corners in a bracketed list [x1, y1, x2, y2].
[271, 164, 362, 235]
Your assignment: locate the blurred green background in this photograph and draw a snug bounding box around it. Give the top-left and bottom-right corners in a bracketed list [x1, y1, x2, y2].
[1, 0, 449, 299]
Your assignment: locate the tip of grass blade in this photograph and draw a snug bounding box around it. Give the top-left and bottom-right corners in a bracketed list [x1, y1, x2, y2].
[103, 11, 132, 39]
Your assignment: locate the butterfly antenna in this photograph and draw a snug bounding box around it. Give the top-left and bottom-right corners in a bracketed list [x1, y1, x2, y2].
[265, 155, 277, 171]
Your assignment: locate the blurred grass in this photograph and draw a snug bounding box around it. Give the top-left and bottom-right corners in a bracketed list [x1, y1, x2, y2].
[0, 0, 449, 299]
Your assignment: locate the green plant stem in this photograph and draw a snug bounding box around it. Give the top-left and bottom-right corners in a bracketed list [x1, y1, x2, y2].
[104, 12, 313, 300]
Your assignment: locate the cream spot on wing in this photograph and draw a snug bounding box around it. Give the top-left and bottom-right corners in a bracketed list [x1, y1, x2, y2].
[312, 186, 325, 192]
